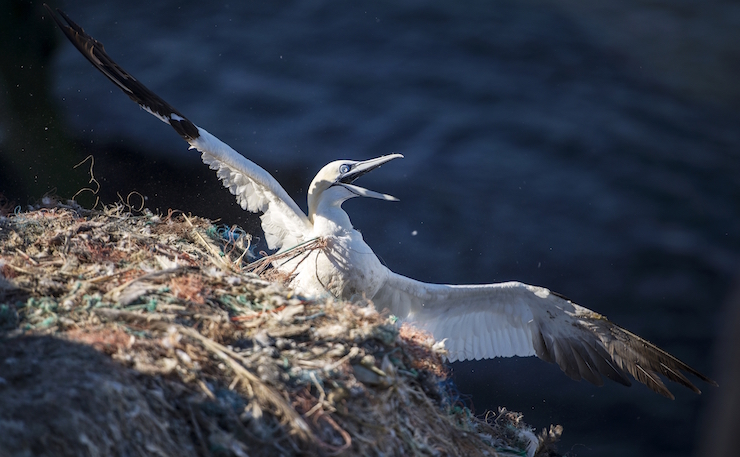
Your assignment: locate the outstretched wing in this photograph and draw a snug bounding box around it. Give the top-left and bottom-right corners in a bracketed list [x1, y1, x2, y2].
[46, 6, 312, 250]
[373, 272, 716, 399]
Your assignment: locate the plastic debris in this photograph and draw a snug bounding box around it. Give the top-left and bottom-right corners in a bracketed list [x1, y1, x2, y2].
[0, 203, 561, 456]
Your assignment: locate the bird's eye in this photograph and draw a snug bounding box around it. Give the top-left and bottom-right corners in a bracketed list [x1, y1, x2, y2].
[339, 164, 351, 174]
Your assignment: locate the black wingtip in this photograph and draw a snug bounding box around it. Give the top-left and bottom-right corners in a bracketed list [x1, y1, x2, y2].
[44, 4, 83, 41]
[43, 4, 66, 32]
[45, 5, 200, 143]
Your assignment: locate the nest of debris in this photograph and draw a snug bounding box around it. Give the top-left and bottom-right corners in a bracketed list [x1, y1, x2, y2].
[0, 201, 561, 457]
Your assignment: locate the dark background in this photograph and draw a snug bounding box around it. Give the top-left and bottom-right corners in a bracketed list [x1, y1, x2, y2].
[2, 1, 739, 456]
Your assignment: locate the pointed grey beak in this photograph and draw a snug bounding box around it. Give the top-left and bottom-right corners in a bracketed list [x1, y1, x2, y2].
[337, 154, 403, 201]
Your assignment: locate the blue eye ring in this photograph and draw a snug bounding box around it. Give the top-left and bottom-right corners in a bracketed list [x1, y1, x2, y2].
[339, 164, 351, 174]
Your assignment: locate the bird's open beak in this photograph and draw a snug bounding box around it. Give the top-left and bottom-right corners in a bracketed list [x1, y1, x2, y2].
[337, 154, 403, 201]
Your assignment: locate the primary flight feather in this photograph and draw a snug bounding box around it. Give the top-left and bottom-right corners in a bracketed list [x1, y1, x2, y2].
[46, 5, 716, 399]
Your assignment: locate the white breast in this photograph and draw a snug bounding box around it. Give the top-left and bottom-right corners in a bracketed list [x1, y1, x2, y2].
[279, 214, 388, 300]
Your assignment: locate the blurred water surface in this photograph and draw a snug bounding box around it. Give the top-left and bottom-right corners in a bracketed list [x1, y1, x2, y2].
[36, 0, 740, 455]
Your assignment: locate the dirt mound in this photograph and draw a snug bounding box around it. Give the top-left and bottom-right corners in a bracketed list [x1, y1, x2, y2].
[0, 203, 560, 456]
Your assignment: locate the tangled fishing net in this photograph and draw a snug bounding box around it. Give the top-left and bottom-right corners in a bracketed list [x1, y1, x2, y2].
[0, 201, 561, 456]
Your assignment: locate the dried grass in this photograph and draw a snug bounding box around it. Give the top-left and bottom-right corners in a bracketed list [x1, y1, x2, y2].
[0, 202, 560, 456]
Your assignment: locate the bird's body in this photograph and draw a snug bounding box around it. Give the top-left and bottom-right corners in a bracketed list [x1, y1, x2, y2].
[283, 211, 389, 300]
[47, 6, 716, 400]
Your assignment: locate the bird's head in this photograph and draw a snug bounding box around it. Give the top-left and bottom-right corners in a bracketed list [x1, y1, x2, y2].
[308, 154, 403, 220]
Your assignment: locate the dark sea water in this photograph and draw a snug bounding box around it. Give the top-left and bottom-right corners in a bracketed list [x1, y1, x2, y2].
[5, 1, 740, 455]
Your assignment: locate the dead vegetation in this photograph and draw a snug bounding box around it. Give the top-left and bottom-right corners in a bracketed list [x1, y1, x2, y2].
[0, 202, 561, 456]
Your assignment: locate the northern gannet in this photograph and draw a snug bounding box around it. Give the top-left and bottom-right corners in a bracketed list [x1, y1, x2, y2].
[47, 6, 716, 399]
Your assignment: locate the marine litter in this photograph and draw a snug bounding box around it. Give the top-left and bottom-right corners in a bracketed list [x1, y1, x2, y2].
[0, 200, 561, 456]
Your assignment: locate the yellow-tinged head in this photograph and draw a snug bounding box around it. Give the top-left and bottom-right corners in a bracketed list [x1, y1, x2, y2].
[307, 154, 403, 221]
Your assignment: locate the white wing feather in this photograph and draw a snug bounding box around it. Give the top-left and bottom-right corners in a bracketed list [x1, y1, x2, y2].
[373, 271, 714, 398]
[373, 273, 540, 361]
[190, 128, 312, 250]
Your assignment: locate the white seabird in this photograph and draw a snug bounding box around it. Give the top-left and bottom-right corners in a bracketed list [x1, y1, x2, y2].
[47, 6, 716, 399]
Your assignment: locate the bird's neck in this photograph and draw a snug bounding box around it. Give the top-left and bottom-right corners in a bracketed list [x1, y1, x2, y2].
[311, 202, 354, 237]
[307, 181, 326, 224]
[307, 184, 352, 227]
[307, 196, 319, 225]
